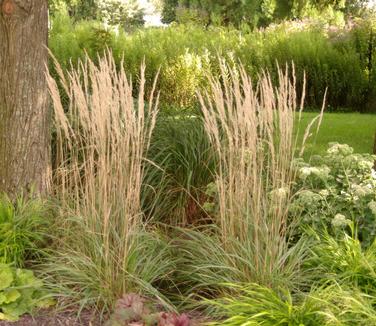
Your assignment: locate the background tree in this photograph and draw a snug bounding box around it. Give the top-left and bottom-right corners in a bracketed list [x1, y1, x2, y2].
[161, 0, 370, 27]
[161, 0, 178, 23]
[0, 0, 50, 196]
[98, 0, 145, 30]
[48, 0, 97, 20]
[49, 0, 145, 29]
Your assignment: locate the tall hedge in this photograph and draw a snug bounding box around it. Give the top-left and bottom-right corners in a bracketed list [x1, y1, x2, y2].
[49, 14, 376, 112]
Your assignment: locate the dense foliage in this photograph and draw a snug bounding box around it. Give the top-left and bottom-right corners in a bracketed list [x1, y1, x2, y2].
[49, 14, 376, 112]
[207, 283, 376, 325]
[161, 0, 370, 27]
[49, 0, 145, 29]
[3, 5, 376, 321]
[0, 196, 50, 267]
[292, 143, 376, 245]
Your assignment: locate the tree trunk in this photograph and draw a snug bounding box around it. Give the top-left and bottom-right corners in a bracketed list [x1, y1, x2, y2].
[0, 0, 50, 196]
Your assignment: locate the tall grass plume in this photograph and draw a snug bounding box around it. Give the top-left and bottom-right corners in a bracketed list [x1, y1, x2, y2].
[178, 63, 322, 296]
[45, 53, 175, 313]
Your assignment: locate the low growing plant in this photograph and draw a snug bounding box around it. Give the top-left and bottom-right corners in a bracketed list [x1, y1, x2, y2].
[205, 283, 326, 326]
[205, 283, 376, 326]
[291, 142, 376, 245]
[305, 228, 376, 294]
[0, 264, 54, 321]
[105, 293, 190, 326]
[0, 195, 51, 267]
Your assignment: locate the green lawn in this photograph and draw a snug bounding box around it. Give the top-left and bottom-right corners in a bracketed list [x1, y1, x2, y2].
[298, 112, 376, 156]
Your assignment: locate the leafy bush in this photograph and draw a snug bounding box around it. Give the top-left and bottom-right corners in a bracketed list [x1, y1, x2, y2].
[0, 264, 53, 321]
[0, 195, 51, 267]
[346, 16, 376, 110]
[49, 14, 376, 112]
[291, 143, 376, 245]
[97, 0, 144, 30]
[263, 28, 366, 108]
[159, 50, 211, 109]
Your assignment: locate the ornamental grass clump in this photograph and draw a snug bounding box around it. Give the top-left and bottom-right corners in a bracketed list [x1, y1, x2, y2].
[177, 64, 323, 295]
[305, 229, 376, 294]
[0, 195, 51, 267]
[206, 283, 376, 326]
[45, 53, 175, 313]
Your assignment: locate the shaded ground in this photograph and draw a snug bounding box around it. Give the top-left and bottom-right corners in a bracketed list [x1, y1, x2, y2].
[0, 310, 206, 325]
[0, 310, 100, 326]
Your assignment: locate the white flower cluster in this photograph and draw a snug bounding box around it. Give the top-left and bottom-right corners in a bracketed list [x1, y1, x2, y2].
[331, 213, 351, 228]
[372, 169, 376, 180]
[270, 187, 289, 202]
[291, 143, 376, 242]
[351, 184, 374, 198]
[369, 201, 376, 216]
[327, 142, 354, 156]
[298, 166, 330, 181]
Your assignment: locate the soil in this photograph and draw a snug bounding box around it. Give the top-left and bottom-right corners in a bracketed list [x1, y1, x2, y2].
[0, 310, 207, 326]
[0, 310, 100, 326]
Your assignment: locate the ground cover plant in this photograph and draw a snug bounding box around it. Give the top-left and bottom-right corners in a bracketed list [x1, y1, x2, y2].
[0, 196, 54, 321]
[0, 264, 54, 321]
[0, 195, 51, 267]
[205, 283, 376, 325]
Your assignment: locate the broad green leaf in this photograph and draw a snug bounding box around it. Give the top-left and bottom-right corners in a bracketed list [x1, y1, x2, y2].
[3, 289, 21, 304]
[0, 311, 19, 322]
[35, 297, 56, 308]
[2, 301, 29, 319]
[0, 293, 6, 305]
[0, 265, 13, 290]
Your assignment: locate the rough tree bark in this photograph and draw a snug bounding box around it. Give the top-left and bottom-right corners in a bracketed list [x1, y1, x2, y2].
[0, 0, 50, 196]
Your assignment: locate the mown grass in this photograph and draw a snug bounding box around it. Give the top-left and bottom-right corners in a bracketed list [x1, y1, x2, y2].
[299, 112, 376, 156]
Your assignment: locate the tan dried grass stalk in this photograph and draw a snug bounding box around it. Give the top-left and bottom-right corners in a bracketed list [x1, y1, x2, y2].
[47, 52, 159, 270]
[199, 63, 321, 279]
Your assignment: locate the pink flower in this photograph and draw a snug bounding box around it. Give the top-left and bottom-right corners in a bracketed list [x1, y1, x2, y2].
[158, 312, 190, 326]
[116, 293, 148, 316]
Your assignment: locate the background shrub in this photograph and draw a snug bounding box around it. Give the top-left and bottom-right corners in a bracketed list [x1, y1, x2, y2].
[144, 116, 215, 225]
[49, 14, 376, 112]
[291, 143, 376, 245]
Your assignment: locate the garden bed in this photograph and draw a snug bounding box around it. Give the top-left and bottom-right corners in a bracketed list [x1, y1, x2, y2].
[0, 310, 100, 326]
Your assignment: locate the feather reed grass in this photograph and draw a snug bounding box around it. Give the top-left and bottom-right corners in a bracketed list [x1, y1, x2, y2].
[45, 53, 175, 313]
[178, 63, 323, 296]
